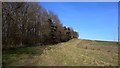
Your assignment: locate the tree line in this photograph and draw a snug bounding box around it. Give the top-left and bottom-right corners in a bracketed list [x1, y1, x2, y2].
[2, 2, 79, 49]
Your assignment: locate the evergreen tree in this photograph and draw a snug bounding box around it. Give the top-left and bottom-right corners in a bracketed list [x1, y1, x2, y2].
[2, 2, 79, 49]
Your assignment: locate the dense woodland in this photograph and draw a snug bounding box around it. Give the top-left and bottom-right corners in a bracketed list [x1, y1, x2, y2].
[2, 2, 79, 49]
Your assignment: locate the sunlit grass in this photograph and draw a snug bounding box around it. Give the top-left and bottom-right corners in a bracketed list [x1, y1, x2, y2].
[2, 39, 118, 66]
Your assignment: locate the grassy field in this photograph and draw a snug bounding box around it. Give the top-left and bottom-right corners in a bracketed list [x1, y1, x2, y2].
[2, 39, 118, 66]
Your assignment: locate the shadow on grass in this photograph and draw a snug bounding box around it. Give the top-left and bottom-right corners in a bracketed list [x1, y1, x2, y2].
[2, 45, 47, 66]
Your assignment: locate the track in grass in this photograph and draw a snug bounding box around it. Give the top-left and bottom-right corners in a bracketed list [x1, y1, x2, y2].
[2, 39, 118, 66]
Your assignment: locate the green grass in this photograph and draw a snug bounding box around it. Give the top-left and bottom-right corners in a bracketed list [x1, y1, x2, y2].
[2, 39, 118, 66]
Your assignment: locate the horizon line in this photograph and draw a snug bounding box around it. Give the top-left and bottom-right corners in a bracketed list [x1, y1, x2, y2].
[79, 38, 118, 42]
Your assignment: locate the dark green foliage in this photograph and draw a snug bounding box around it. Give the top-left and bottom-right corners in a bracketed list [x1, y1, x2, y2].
[2, 2, 79, 49]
